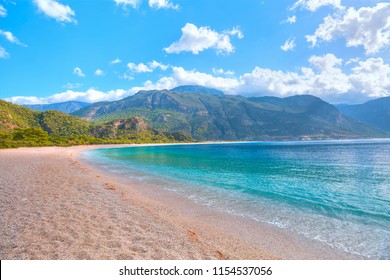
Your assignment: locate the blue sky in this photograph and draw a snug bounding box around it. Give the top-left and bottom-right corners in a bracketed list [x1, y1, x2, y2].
[1, 0, 389, 105]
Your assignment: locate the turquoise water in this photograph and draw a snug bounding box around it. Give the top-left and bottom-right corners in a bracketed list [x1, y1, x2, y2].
[84, 140, 390, 259]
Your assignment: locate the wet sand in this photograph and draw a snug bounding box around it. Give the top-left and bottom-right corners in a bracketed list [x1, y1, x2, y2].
[0, 145, 356, 259]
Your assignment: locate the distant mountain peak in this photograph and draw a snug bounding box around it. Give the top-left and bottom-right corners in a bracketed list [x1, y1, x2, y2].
[23, 101, 91, 114]
[337, 96, 390, 131]
[171, 85, 224, 95]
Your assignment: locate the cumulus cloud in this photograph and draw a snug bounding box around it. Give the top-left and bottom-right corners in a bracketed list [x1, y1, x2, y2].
[148, 0, 179, 10]
[110, 58, 122, 65]
[239, 54, 389, 102]
[0, 30, 27, 46]
[95, 69, 104, 76]
[128, 66, 240, 95]
[164, 23, 244, 55]
[6, 88, 138, 105]
[291, 0, 343, 11]
[0, 5, 7, 17]
[6, 96, 48, 105]
[307, 3, 390, 54]
[238, 57, 319, 97]
[143, 54, 389, 103]
[34, 0, 76, 23]
[349, 57, 390, 97]
[47, 88, 135, 103]
[212, 68, 235, 76]
[227, 27, 244, 39]
[282, 15, 297, 24]
[0, 45, 9, 58]
[168, 66, 240, 91]
[281, 38, 296, 51]
[149, 60, 169, 71]
[114, 0, 141, 9]
[127, 60, 169, 73]
[127, 62, 152, 73]
[73, 67, 86, 77]
[6, 54, 390, 105]
[114, 0, 179, 10]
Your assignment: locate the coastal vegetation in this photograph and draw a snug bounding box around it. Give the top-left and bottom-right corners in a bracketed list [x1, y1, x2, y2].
[0, 100, 192, 149]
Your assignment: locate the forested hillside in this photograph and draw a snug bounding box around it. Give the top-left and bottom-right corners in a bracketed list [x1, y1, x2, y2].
[0, 100, 192, 148]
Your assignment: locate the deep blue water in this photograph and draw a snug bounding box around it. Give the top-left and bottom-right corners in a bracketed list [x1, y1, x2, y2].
[84, 140, 390, 259]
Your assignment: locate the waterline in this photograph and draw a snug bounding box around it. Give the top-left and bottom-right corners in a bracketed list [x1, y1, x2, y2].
[84, 139, 390, 259]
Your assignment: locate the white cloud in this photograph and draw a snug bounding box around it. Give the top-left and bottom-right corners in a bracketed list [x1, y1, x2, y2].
[73, 67, 86, 77]
[164, 23, 244, 55]
[46, 88, 135, 103]
[95, 69, 104, 76]
[238, 56, 334, 97]
[307, 3, 390, 54]
[349, 57, 390, 98]
[291, 0, 343, 12]
[6, 96, 48, 105]
[281, 38, 296, 51]
[140, 66, 240, 93]
[238, 54, 389, 103]
[148, 0, 179, 10]
[144, 54, 389, 103]
[0, 5, 7, 17]
[6, 88, 138, 105]
[0, 45, 9, 58]
[212, 68, 235, 76]
[0, 30, 26, 46]
[170, 67, 239, 90]
[345, 57, 360, 65]
[127, 62, 153, 73]
[127, 60, 169, 73]
[309, 53, 342, 70]
[114, 0, 141, 9]
[110, 58, 122, 65]
[282, 15, 297, 24]
[227, 26, 244, 39]
[149, 60, 169, 71]
[114, 0, 179, 10]
[34, 0, 76, 23]
[6, 54, 390, 105]
[307, 53, 351, 94]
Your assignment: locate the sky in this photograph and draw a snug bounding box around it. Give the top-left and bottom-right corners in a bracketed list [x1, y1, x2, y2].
[0, 0, 389, 105]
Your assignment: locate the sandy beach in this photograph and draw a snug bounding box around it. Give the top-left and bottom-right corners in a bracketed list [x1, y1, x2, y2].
[0, 145, 355, 260]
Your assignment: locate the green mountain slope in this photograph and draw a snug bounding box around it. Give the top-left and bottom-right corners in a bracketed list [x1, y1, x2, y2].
[0, 100, 39, 132]
[72, 89, 388, 140]
[37, 110, 91, 137]
[0, 100, 192, 148]
[337, 97, 390, 131]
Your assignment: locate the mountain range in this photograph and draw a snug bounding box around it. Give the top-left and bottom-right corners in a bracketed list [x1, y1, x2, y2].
[24, 101, 91, 114]
[4, 85, 388, 146]
[70, 86, 388, 140]
[336, 97, 390, 132]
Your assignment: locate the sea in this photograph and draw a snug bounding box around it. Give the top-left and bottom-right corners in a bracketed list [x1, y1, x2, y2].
[83, 139, 390, 259]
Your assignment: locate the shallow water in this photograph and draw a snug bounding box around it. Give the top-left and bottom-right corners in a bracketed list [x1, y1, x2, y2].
[84, 139, 390, 259]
